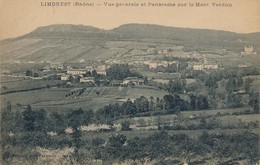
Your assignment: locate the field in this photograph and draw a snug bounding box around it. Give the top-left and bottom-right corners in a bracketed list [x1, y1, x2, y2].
[0, 75, 64, 94]
[219, 114, 260, 123]
[114, 107, 255, 129]
[244, 75, 260, 91]
[0, 88, 68, 111]
[79, 128, 260, 142]
[1, 85, 169, 112]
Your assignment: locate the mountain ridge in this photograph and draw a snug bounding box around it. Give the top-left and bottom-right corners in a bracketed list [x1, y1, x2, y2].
[2, 23, 260, 42]
[0, 23, 259, 63]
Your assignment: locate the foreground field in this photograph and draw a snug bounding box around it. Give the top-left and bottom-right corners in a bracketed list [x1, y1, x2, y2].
[1, 86, 169, 111]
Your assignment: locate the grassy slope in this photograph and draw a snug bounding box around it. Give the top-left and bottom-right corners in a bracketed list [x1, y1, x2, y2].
[0, 86, 169, 112]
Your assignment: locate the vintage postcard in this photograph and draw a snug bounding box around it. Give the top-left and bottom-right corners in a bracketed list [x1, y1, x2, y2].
[0, 0, 260, 164]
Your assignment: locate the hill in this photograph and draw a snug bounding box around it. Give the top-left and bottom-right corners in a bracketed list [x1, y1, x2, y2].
[113, 23, 260, 51]
[22, 24, 120, 39]
[0, 24, 122, 63]
[0, 24, 259, 62]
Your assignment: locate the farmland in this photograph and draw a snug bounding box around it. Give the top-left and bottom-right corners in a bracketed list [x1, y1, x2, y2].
[0, 78, 169, 112]
[1, 24, 260, 165]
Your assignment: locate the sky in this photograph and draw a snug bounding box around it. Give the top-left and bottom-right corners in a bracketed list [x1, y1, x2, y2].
[0, 0, 259, 40]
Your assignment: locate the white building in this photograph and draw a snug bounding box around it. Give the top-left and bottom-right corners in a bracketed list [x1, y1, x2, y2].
[158, 49, 168, 55]
[61, 75, 70, 81]
[67, 69, 86, 75]
[80, 77, 95, 83]
[123, 77, 144, 85]
[152, 79, 170, 84]
[147, 48, 157, 53]
[204, 64, 218, 70]
[145, 60, 176, 69]
[96, 65, 108, 75]
[241, 45, 257, 55]
[192, 64, 218, 70]
[192, 64, 204, 71]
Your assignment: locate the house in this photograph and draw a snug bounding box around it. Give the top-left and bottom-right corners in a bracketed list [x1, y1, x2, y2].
[152, 78, 170, 84]
[61, 75, 70, 81]
[145, 60, 174, 69]
[67, 68, 86, 75]
[42, 65, 51, 72]
[123, 77, 144, 85]
[152, 72, 181, 80]
[56, 65, 64, 70]
[193, 64, 204, 71]
[148, 62, 158, 69]
[96, 65, 108, 76]
[80, 77, 95, 83]
[147, 48, 157, 53]
[204, 64, 218, 70]
[49, 63, 64, 70]
[157, 49, 168, 55]
[238, 64, 248, 68]
[192, 64, 218, 70]
[188, 51, 200, 58]
[241, 45, 257, 55]
[79, 59, 85, 63]
[129, 125, 158, 131]
[110, 80, 123, 86]
[65, 127, 73, 134]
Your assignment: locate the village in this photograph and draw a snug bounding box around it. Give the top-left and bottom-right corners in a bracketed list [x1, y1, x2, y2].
[1, 35, 260, 165]
[10, 44, 256, 88]
[1, 0, 260, 162]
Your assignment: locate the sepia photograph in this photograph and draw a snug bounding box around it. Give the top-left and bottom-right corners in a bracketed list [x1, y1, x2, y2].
[0, 0, 260, 164]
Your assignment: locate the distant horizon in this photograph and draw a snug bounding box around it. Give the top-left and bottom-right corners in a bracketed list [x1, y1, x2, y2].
[22, 23, 260, 33]
[1, 22, 260, 41]
[1, 0, 259, 40]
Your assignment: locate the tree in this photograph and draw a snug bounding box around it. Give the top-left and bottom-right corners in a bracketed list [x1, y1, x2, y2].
[34, 109, 47, 131]
[92, 138, 105, 159]
[243, 78, 251, 93]
[174, 94, 187, 111]
[121, 99, 137, 115]
[68, 75, 74, 82]
[149, 96, 155, 111]
[91, 69, 98, 78]
[134, 96, 149, 113]
[1, 101, 14, 133]
[121, 121, 131, 131]
[163, 94, 175, 110]
[226, 77, 237, 92]
[249, 95, 259, 113]
[190, 95, 197, 110]
[84, 71, 91, 77]
[174, 106, 181, 117]
[205, 74, 217, 87]
[47, 112, 66, 134]
[33, 72, 39, 77]
[227, 93, 241, 108]
[2, 101, 12, 121]
[22, 106, 47, 132]
[25, 70, 33, 76]
[67, 109, 84, 161]
[237, 76, 243, 87]
[106, 64, 131, 80]
[168, 79, 186, 94]
[106, 64, 143, 80]
[83, 109, 94, 125]
[106, 134, 127, 160]
[197, 96, 209, 110]
[253, 104, 259, 114]
[125, 137, 146, 160]
[22, 105, 35, 132]
[144, 76, 148, 85]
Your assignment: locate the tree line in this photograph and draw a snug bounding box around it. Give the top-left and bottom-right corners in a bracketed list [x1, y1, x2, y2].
[1, 100, 259, 164]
